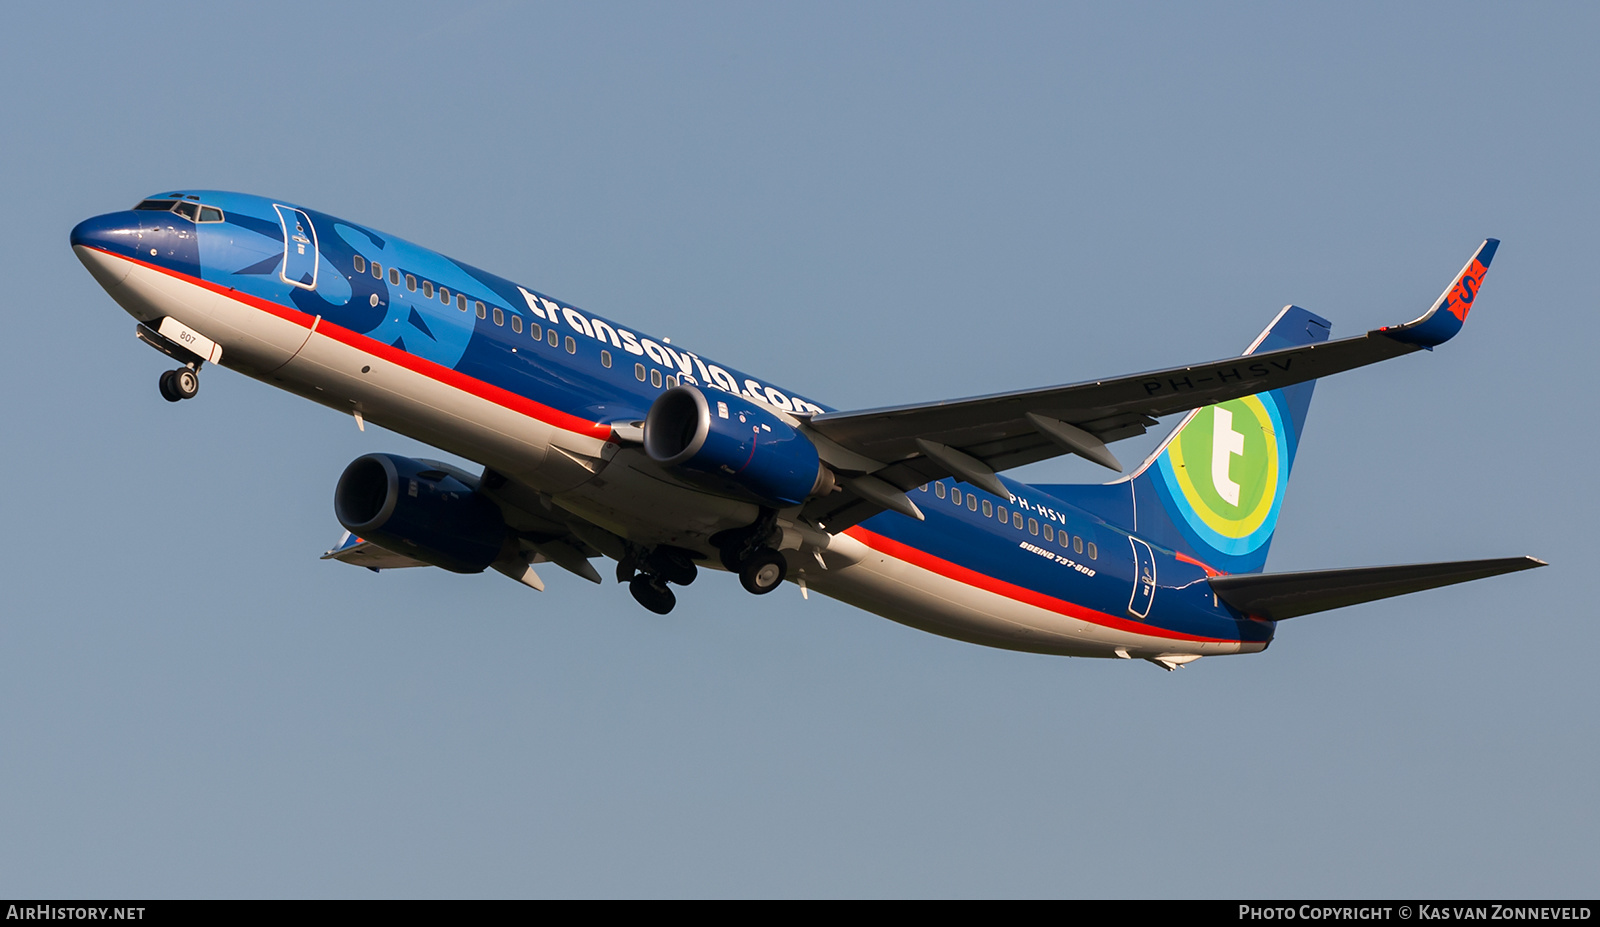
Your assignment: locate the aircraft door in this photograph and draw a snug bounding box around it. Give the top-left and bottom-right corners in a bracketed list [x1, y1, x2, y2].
[1127, 536, 1156, 620]
[273, 204, 319, 290]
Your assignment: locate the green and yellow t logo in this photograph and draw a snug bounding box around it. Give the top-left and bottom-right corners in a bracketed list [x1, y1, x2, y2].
[1160, 395, 1284, 544]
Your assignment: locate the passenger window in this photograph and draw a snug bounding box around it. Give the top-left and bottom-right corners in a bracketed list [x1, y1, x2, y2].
[565, 336, 577, 354]
[548, 329, 559, 347]
[918, 484, 928, 492]
[389, 268, 400, 285]
[530, 322, 542, 340]
[458, 295, 468, 311]
[493, 308, 504, 326]
[371, 261, 381, 279]
[1074, 536, 1083, 554]
[665, 375, 678, 388]
[635, 363, 647, 381]
[1013, 512, 1023, 529]
[438, 287, 449, 305]
[601, 350, 612, 368]
[951, 488, 962, 506]
[996, 506, 1006, 522]
[1028, 518, 1039, 535]
[935, 483, 946, 499]
[353, 255, 366, 274]
[1087, 542, 1097, 560]
[511, 316, 523, 334]
[968, 494, 978, 511]
[405, 274, 416, 292]
[1060, 532, 1070, 549]
[1043, 524, 1053, 542]
[422, 281, 433, 298]
[982, 500, 992, 517]
[476, 303, 487, 319]
[650, 369, 662, 387]
[474, 300, 485, 317]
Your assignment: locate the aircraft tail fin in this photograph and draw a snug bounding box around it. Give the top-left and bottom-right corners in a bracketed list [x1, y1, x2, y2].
[1039, 241, 1502, 574]
[1122, 305, 1330, 574]
[1209, 556, 1545, 620]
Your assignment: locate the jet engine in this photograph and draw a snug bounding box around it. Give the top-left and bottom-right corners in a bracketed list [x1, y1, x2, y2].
[333, 453, 507, 573]
[643, 385, 833, 507]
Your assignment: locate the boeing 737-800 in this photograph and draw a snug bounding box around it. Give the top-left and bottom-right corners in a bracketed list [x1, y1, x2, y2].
[70, 191, 1542, 669]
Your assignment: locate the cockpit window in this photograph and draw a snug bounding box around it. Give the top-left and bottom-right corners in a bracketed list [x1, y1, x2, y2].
[133, 199, 225, 223]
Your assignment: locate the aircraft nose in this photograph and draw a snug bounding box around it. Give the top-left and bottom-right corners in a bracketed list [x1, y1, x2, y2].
[70, 211, 136, 251]
[71, 211, 140, 289]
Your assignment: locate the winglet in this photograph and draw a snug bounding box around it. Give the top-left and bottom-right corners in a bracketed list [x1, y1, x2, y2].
[1381, 239, 1498, 348]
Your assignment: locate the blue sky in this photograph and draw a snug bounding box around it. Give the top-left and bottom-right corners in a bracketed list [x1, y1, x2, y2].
[1, 2, 1594, 897]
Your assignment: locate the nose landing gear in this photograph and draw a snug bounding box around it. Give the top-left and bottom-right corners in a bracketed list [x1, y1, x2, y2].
[137, 320, 211, 404]
[158, 365, 200, 402]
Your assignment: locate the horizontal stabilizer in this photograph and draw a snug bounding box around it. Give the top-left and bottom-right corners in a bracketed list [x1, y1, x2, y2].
[1209, 556, 1545, 620]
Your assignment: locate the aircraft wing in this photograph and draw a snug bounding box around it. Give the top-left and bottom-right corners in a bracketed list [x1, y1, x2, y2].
[801, 240, 1497, 531]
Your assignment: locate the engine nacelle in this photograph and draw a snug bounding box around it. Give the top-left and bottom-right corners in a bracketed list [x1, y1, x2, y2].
[333, 453, 507, 574]
[643, 386, 832, 507]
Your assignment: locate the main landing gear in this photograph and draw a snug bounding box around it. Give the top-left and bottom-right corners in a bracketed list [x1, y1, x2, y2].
[628, 573, 676, 615]
[736, 548, 787, 595]
[618, 511, 794, 615]
[619, 545, 699, 615]
[713, 508, 788, 597]
[158, 365, 200, 402]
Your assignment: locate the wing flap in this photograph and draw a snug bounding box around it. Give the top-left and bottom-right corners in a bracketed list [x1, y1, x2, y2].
[1208, 555, 1545, 621]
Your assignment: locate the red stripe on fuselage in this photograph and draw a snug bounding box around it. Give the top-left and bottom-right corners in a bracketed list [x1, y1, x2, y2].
[1174, 550, 1222, 577]
[89, 247, 613, 441]
[841, 526, 1237, 644]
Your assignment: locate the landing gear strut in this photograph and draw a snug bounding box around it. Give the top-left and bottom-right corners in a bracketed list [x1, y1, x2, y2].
[713, 509, 789, 596]
[158, 365, 200, 402]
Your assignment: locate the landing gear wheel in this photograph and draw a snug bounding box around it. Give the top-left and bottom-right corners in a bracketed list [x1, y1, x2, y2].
[159, 368, 199, 402]
[172, 367, 199, 399]
[739, 548, 787, 595]
[629, 574, 676, 614]
[158, 370, 181, 402]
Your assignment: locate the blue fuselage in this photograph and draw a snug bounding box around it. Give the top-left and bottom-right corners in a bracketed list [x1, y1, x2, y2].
[71, 190, 1274, 657]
